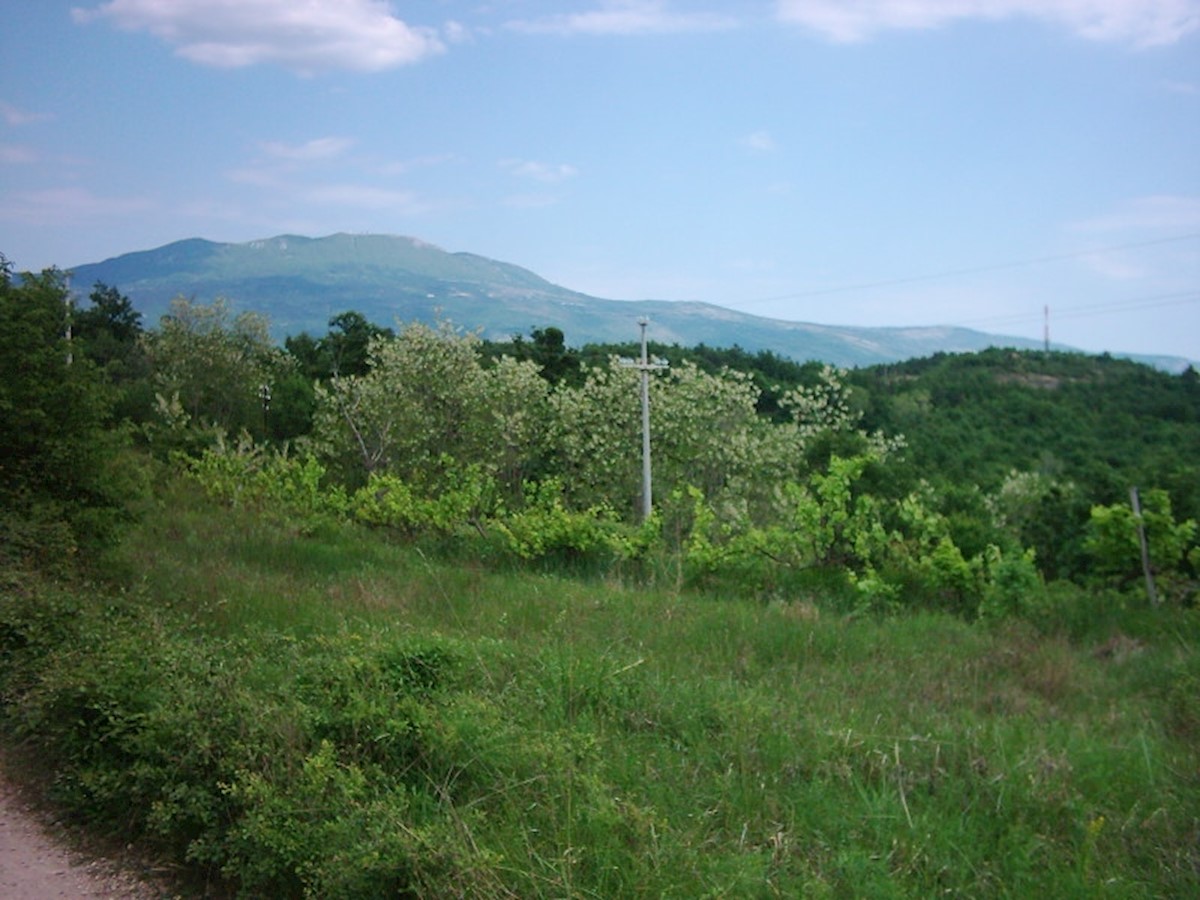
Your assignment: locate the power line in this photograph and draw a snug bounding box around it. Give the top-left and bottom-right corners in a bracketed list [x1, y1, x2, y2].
[949, 290, 1200, 330]
[733, 232, 1200, 307]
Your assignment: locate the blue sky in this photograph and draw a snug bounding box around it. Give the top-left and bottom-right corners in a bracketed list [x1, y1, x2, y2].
[2, 1, 1198, 358]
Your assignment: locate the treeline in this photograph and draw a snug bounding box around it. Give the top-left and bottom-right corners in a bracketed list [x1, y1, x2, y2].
[2, 265, 1197, 612]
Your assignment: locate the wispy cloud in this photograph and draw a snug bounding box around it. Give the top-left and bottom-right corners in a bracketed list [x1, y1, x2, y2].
[259, 136, 355, 161]
[1079, 253, 1146, 280]
[229, 135, 357, 186]
[500, 159, 580, 183]
[377, 154, 458, 177]
[508, 0, 737, 36]
[1073, 195, 1200, 232]
[1068, 196, 1200, 284]
[503, 193, 565, 209]
[302, 183, 431, 213]
[740, 130, 778, 153]
[0, 100, 54, 126]
[774, 0, 1200, 47]
[1163, 80, 1200, 94]
[0, 187, 154, 226]
[0, 144, 38, 164]
[71, 0, 445, 73]
[226, 136, 441, 216]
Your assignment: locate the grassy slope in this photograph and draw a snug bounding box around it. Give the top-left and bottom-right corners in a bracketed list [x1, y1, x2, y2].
[2, 479, 1197, 897]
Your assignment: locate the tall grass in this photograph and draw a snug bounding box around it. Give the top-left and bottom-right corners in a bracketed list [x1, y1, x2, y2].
[1, 479, 1196, 897]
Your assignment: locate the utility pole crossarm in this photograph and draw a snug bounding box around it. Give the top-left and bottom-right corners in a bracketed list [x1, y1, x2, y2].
[618, 317, 669, 522]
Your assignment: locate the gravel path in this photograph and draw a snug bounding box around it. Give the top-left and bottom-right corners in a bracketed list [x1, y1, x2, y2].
[0, 753, 179, 899]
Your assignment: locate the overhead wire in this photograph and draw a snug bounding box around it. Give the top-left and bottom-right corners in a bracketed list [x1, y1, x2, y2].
[947, 290, 1200, 330]
[730, 232, 1200, 307]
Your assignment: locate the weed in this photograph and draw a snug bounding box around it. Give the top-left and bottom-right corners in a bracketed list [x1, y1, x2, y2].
[1, 488, 1196, 897]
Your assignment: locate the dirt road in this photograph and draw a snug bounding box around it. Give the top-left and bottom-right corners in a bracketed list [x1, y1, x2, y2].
[0, 756, 174, 899]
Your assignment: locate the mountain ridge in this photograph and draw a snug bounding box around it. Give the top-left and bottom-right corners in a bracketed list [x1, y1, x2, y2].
[65, 233, 1193, 370]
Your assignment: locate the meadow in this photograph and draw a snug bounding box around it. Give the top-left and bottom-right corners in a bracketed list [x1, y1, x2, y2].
[2, 269, 1197, 896]
[2, 477, 1195, 898]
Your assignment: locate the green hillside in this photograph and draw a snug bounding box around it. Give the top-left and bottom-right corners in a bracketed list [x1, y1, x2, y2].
[850, 349, 1200, 498]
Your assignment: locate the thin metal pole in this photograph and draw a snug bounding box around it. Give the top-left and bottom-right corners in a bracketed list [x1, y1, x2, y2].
[1130, 487, 1159, 606]
[639, 318, 653, 522]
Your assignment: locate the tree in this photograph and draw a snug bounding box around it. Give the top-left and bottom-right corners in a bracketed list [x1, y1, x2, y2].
[0, 264, 128, 562]
[311, 321, 550, 493]
[548, 359, 806, 520]
[1085, 489, 1197, 590]
[143, 297, 290, 444]
[73, 281, 143, 359]
[286, 311, 395, 381]
[530, 327, 576, 383]
[325, 311, 393, 378]
[71, 281, 153, 422]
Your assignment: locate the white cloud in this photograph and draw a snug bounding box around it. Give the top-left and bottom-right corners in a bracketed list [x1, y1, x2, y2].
[442, 20, 471, 44]
[377, 153, 458, 176]
[503, 193, 565, 209]
[223, 135, 442, 215]
[0, 144, 38, 164]
[259, 136, 355, 161]
[1068, 196, 1200, 285]
[500, 159, 580, 183]
[1079, 252, 1145, 280]
[0, 187, 154, 226]
[227, 135, 356, 186]
[227, 165, 284, 188]
[508, 0, 737, 36]
[740, 130, 778, 152]
[774, 0, 1200, 47]
[0, 100, 54, 126]
[1073, 195, 1200, 232]
[71, 0, 445, 73]
[302, 182, 431, 212]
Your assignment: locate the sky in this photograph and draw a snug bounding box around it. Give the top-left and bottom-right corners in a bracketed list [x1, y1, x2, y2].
[2, 0, 1198, 359]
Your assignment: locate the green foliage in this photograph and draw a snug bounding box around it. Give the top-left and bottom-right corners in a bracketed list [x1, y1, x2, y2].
[979, 546, 1045, 620]
[143, 296, 290, 448]
[350, 461, 496, 538]
[847, 350, 1200, 577]
[169, 327, 1200, 608]
[0, 266, 136, 564]
[183, 435, 348, 530]
[0, 573, 505, 897]
[3, 493, 1198, 897]
[549, 357, 814, 518]
[71, 281, 154, 423]
[492, 478, 656, 563]
[485, 325, 583, 387]
[1085, 489, 1197, 594]
[285, 310, 396, 381]
[311, 321, 551, 494]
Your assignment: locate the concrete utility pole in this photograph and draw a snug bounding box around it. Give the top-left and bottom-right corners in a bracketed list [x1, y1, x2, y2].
[621, 318, 669, 521]
[65, 275, 74, 366]
[1130, 486, 1159, 606]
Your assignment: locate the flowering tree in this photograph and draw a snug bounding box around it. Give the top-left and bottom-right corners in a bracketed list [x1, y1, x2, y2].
[311, 321, 549, 494]
[144, 297, 288, 440]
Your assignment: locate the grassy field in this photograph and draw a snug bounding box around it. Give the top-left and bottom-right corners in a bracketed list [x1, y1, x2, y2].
[1, 479, 1197, 897]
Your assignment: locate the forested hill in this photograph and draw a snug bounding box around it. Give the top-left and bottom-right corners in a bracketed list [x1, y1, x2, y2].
[66, 233, 1193, 370]
[608, 343, 1197, 582]
[580, 339, 1200, 531]
[497, 337, 1199, 515]
[847, 349, 1199, 501]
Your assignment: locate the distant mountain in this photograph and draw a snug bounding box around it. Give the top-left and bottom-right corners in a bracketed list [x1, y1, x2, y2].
[67, 233, 1192, 370]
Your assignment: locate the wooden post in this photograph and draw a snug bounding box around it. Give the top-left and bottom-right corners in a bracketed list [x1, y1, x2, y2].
[1130, 487, 1159, 606]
